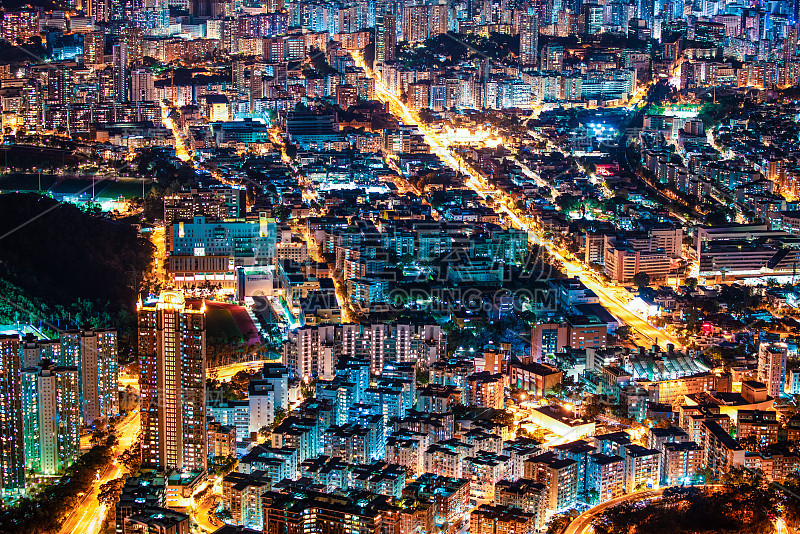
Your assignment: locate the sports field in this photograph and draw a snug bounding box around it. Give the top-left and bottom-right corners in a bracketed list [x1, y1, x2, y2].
[205, 300, 260, 344]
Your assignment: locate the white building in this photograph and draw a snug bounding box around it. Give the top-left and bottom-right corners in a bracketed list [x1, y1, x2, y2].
[21, 360, 81, 475]
[758, 341, 787, 397]
[248, 364, 289, 434]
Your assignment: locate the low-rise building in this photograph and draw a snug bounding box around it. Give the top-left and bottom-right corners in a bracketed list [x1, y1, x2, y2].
[403, 474, 470, 531]
[351, 461, 407, 498]
[737, 410, 779, 448]
[470, 504, 537, 534]
[699, 420, 745, 479]
[465, 372, 505, 409]
[385, 430, 429, 477]
[221, 471, 272, 530]
[122, 508, 190, 534]
[661, 441, 703, 486]
[524, 452, 578, 512]
[623, 445, 661, 492]
[529, 406, 595, 440]
[588, 453, 625, 504]
[208, 421, 237, 459]
[508, 361, 563, 397]
[494, 479, 548, 530]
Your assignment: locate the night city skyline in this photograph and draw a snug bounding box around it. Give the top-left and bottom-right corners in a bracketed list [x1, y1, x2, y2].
[0, 0, 798, 532]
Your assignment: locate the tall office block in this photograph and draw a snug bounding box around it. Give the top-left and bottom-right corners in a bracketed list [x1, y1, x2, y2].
[131, 68, 156, 102]
[21, 359, 81, 475]
[582, 3, 603, 34]
[0, 334, 25, 496]
[88, 0, 112, 23]
[541, 43, 564, 71]
[139, 292, 207, 472]
[519, 8, 539, 67]
[636, 0, 654, 28]
[786, 24, 798, 60]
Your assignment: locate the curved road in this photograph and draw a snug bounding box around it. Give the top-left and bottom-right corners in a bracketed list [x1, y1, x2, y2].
[563, 488, 665, 534]
[193, 492, 222, 533]
[564, 485, 729, 534]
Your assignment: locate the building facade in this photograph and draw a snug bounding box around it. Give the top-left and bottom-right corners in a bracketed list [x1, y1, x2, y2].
[139, 292, 208, 472]
[21, 360, 81, 475]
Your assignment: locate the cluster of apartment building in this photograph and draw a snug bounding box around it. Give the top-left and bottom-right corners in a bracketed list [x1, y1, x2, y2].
[0, 325, 118, 496]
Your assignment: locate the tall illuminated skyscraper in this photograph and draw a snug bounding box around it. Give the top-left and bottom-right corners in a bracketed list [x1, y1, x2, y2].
[61, 329, 119, 424]
[21, 359, 81, 476]
[112, 43, 129, 103]
[519, 7, 539, 67]
[21, 334, 60, 367]
[138, 292, 207, 472]
[120, 26, 144, 66]
[0, 325, 119, 489]
[375, 13, 397, 65]
[0, 334, 25, 497]
[758, 341, 787, 398]
[88, 0, 112, 23]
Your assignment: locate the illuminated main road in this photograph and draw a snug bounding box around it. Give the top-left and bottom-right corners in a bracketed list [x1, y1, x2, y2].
[124, 359, 273, 385]
[559, 256, 683, 349]
[351, 52, 682, 350]
[58, 408, 140, 534]
[148, 225, 168, 287]
[162, 102, 192, 163]
[208, 358, 272, 382]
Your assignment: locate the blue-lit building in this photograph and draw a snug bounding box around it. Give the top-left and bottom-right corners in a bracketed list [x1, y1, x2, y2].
[170, 214, 277, 267]
[211, 119, 272, 146]
[0, 325, 119, 493]
[21, 359, 81, 476]
[0, 334, 25, 497]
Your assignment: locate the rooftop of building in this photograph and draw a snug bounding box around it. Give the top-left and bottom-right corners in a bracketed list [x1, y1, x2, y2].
[553, 439, 595, 455]
[624, 444, 661, 458]
[211, 526, 262, 534]
[737, 409, 778, 423]
[533, 405, 592, 427]
[495, 478, 547, 496]
[404, 472, 470, 498]
[263, 485, 392, 517]
[702, 420, 743, 451]
[590, 453, 625, 466]
[471, 503, 536, 523]
[222, 470, 272, 491]
[508, 359, 562, 376]
[126, 506, 189, 528]
[594, 431, 632, 445]
[649, 426, 689, 438]
[528, 451, 578, 470]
